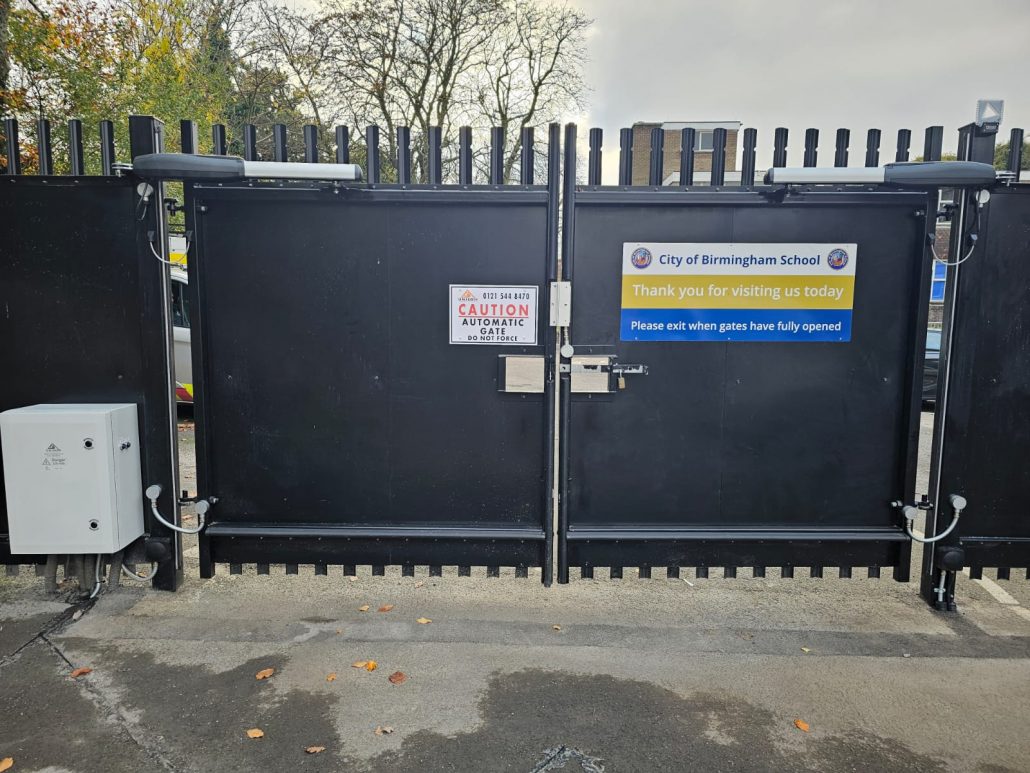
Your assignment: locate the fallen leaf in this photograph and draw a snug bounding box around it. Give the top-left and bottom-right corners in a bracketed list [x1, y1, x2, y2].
[800, 647, 811, 653]
[326, 673, 337, 682]
[255, 668, 275, 680]
[246, 728, 264, 739]
[366, 660, 378, 671]
[552, 625, 561, 631]
[358, 605, 370, 612]
[70, 667, 93, 678]
[72, 609, 84, 621]
[335, 629, 342, 635]
[374, 725, 394, 735]
[378, 604, 394, 613]
[352, 661, 368, 669]
[305, 746, 326, 754]
[794, 719, 810, 733]
[414, 580, 425, 588]
[0, 758, 12, 772]
[388, 671, 407, 685]
[416, 617, 432, 625]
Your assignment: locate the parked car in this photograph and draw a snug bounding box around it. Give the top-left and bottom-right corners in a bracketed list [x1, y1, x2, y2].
[923, 329, 941, 405]
[171, 267, 192, 403]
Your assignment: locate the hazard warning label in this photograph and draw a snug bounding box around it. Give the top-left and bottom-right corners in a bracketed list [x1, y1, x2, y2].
[449, 285, 538, 345]
[42, 442, 67, 471]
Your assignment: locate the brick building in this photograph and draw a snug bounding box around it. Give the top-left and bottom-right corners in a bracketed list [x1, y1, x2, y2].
[631, 121, 742, 185]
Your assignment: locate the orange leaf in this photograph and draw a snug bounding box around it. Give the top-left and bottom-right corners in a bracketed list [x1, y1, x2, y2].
[0, 758, 13, 772]
[70, 667, 92, 678]
[358, 605, 370, 612]
[255, 668, 275, 680]
[416, 617, 432, 624]
[326, 673, 337, 682]
[388, 671, 407, 685]
[246, 728, 264, 739]
[794, 719, 810, 733]
[378, 604, 394, 613]
[366, 660, 378, 671]
[305, 746, 326, 754]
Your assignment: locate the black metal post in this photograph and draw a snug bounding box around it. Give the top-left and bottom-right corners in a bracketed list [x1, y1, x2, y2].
[618, 127, 633, 185]
[834, 128, 849, 167]
[542, 121, 561, 587]
[490, 127, 504, 184]
[558, 122, 576, 584]
[304, 124, 319, 163]
[865, 129, 881, 167]
[679, 127, 695, 186]
[37, 118, 52, 175]
[428, 126, 442, 184]
[396, 126, 411, 183]
[803, 128, 819, 167]
[99, 120, 115, 175]
[68, 119, 85, 175]
[335, 126, 350, 164]
[179, 120, 198, 155]
[740, 128, 756, 185]
[648, 126, 664, 186]
[923, 126, 944, 161]
[1008, 128, 1024, 180]
[272, 124, 288, 162]
[895, 129, 911, 162]
[243, 124, 258, 161]
[773, 127, 788, 167]
[520, 127, 534, 185]
[587, 127, 602, 185]
[458, 126, 472, 184]
[365, 125, 381, 183]
[211, 124, 227, 155]
[3, 118, 20, 174]
[711, 127, 727, 185]
[128, 115, 181, 592]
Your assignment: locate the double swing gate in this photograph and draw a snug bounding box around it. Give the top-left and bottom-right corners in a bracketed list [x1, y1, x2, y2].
[1, 112, 1027, 608]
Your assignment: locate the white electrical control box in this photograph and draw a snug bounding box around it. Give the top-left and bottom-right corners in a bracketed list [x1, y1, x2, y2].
[0, 404, 145, 555]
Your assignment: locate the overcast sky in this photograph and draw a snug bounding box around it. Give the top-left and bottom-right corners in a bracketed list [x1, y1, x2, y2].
[573, 0, 1030, 179]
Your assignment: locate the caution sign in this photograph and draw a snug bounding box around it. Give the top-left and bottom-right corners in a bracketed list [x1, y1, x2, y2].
[42, 442, 67, 471]
[450, 285, 538, 345]
[620, 242, 857, 342]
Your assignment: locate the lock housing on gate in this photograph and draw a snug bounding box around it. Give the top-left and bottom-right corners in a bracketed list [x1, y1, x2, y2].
[562, 356, 648, 393]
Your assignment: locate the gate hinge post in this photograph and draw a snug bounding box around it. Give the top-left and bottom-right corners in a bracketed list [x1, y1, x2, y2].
[550, 281, 571, 327]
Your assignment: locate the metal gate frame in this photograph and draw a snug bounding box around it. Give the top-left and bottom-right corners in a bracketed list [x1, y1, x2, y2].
[0, 115, 182, 590]
[181, 123, 561, 583]
[556, 123, 936, 583]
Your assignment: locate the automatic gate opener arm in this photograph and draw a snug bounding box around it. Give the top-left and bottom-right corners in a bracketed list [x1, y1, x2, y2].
[764, 161, 997, 187]
[131, 153, 364, 183]
[900, 494, 967, 544]
[145, 484, 211, 535]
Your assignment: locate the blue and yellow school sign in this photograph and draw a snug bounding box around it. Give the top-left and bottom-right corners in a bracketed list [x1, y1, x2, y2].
[620, 242, 857, 342]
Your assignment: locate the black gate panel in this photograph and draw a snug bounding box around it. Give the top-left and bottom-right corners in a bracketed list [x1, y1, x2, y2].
[0, 173, 178, 583]
[561, 188, 932, 580]
[189, 185, 554, 578]
[929, 185, 1030, 577]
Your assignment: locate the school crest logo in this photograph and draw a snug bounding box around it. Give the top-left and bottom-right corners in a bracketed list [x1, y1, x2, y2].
[630, 247, 653, 269]
[827, 248, 849, 270]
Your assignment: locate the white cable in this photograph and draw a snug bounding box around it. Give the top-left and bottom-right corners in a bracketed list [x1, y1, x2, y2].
[932, 206, 981, 267]
[89, 553, 103, 599]
[145, 484, 207, 535]
[903, 495, 967, 544]
[120, 562, 159, 581]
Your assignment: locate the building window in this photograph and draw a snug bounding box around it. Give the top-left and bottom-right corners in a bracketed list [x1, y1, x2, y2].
[696, 131, 714, 152]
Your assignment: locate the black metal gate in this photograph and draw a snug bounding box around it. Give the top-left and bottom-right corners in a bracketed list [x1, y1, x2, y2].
[923, 122, 1030, 608]
[187, 127, 559, 582]
[557, 125, 933, 582]
[0, 116, 181, 589]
